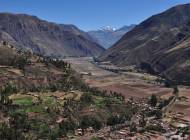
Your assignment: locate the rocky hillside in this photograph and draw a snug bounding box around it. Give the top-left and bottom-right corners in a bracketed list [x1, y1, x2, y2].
[101, 4, 190, 83]
[0, 43, 133, 140]
[0, 13, 105, 58]
[88, 25, 135, 48]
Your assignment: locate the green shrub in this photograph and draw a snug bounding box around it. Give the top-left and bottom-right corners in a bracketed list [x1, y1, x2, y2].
[80, 93, 93, 104]
[80, 116, 102, 130]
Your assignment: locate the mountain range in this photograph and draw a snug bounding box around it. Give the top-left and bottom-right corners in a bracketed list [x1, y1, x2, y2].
[101, 4, 190, 83]
[1, 4, 190, 84]
[0, 13, 105, 58]
[88, 25, 135, 48]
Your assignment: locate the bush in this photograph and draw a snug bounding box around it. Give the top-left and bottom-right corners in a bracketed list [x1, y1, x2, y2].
[158, 96, 174, 109]
[107, 114, 128, 126]
[9, 112, 30, 131]
[80, 116, 102, 130]
[107, 115, 120, 126]
[0, 122, 25, 140]
[80, 93, 93, 104]
[179, 126, 190, 137]
[59, 119, 76, 136]
[130, 122, 137, 132]
[145, 124, 166, 133]
[91, 137, 102, 140]
[50, 85, 57, 92]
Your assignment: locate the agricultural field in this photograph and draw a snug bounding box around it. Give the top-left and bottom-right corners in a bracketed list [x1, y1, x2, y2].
[64, 57, 174, 99]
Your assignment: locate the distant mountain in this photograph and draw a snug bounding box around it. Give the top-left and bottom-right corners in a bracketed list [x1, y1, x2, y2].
[100, 26, 117, 32]
[88, 25, 136, 48]
[101, 3, 190, 83]
[0, 13, 105, 58]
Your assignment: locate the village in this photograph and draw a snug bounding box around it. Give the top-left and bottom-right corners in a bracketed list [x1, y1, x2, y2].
[73, 96, 190, 140]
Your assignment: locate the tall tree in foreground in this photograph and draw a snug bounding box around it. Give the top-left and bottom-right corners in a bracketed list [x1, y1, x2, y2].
[149, 94, 157, 107]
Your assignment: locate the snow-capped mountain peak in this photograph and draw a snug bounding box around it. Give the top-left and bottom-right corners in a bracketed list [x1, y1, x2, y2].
[88, 25, 136, 48]
[100, 26, 116, 32]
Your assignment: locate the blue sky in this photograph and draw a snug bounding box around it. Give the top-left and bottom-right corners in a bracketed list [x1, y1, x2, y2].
[0, 0, 190, 31]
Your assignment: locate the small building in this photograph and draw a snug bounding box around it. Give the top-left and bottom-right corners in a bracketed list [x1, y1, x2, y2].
[75, 128, 83, 136]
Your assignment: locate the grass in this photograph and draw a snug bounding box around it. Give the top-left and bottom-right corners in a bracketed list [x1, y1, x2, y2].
[13, 94, 62, 115]
[25, 105, 44, 113]
[0, 69, 6, 74]
[93, 96, 105, 107]
[13, 96, 34, 106]
[93, 96, 123, 108]
[17, 105, 44, 114]
[43, 96, 56, 107]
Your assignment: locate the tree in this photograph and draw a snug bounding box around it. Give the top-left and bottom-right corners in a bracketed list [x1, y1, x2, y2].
[139, 115, 146, 127]
[130, 122, 137, 133]
[107, 114, 127, 126]
[149, 94, 157, 107]
[173, 85, 179, 97]
[16, 56, 28, 70]
[9, 112, 30, 132]
[0, 113, 30, 140]
[107, 115, 120, 126]
[0, 83, 17, 105]
[155, 110, 162, 119]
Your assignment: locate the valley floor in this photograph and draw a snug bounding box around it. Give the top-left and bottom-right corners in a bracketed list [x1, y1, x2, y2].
[64, 57, 171, 99]
[64, 57, 190, 139]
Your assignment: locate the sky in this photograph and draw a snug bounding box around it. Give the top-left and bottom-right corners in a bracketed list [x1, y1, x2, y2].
[0, 0, 190, 31]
